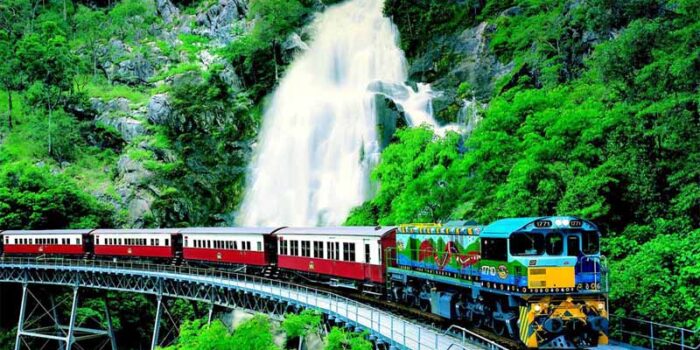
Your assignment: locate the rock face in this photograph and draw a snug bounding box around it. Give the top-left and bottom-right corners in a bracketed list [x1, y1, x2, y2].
[282, 32, 309, 63]
[97, 39, 158, 85]
[193, 0, 248, 44]
[91, 98, 147, 142]
[116, 155, 155, 227]
[408, 21, 513, 122]
[156, 0, 180, 24]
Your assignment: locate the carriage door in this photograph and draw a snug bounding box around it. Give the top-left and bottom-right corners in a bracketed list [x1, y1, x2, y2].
[363, 239, 372, 281]
[264, 235, 278, 265]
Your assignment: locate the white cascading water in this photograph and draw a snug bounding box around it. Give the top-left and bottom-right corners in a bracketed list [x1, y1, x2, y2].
[237, 0, 448, 226]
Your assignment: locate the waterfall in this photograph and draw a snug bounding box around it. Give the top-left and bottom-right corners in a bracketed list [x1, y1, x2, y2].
[237, 0, 445, 226]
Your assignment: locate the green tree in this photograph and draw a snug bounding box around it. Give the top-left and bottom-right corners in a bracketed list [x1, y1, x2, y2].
[230, 314, 279, 350]
[282, 310, 321, 349]
[16, 21, 78, 158]
[0, 0, 31, 129]
[324, 327, 372, 350]
[0, 162, 113, 229]
[75, 5, 108, 77]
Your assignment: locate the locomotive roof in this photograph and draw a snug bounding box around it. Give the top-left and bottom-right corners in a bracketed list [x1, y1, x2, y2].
[1, 229, 94, 235]
[180, 227, 280, 235]
[481, 216, 598, 238]
[92, 228, 180, 235]
[276, 226, 395, 237]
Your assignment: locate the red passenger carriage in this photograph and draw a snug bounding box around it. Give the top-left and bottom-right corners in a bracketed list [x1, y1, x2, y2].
[92, 229, 179, 259]
[275, 227, 396, 286]
[2, 230, 91, 255]
[180, 227, 279, 266]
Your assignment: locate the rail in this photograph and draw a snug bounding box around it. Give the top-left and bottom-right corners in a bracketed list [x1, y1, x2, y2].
[610, 315, 699, 350]
[444, 325, 509, 350]
[0, 257, 486, 350]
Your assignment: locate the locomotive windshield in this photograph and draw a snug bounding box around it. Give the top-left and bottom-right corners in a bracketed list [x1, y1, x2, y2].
[510, 233, 545, 256]
[510, 231, 595, 256]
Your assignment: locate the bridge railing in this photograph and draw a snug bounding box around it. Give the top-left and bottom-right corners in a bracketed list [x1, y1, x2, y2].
[0, 257, 481, 350]
[609, 315, 699, 350]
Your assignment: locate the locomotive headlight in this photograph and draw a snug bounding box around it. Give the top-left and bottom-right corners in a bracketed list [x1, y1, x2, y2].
[555, 219, 563, 226]
[562, 219, 570, 226]
[534, 304, 542, 312]
[597, 303, 605, 311]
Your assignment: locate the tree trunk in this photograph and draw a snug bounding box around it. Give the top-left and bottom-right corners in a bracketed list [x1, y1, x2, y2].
[7, 90, 13, 129]
[48, 103, 52, 156]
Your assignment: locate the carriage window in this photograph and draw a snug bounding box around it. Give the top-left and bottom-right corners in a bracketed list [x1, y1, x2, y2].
[568, 235, 581, 256]
[301, 241, 310, 257]
[76, 238, 81, 245]
[280, 240, 288, 255]
[165, 239, 169, 246]
[582, 232, 599, 255]
[290, 241, 299, 256]
[482, 238, 507, 260]
[257, 242, 262, 251]
[313, 241, 323, 258]
[365, 243, 371, 263]
[343, 243, 356, 262]
[546, 233, 563, 255]
[509, 233, 545, 256]
[327, 242, 337, 260]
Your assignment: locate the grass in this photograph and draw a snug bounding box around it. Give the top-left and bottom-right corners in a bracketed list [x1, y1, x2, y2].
[78, 77, 151, 107]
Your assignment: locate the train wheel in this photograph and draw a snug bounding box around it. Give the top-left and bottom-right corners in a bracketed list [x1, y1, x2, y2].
[472, 315, 483, 328]
[492, 319, 506, 336]
[419, 299, 431, 313]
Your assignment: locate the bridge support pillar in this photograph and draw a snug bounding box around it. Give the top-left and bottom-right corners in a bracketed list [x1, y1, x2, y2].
[13, 285, 118, 350]
[104, 298, 118, 350]
[51, 296, 66, 350]
[151, 294, 163, 350]
[65, 286, 79, 350]
[207, 303, 214, 325]
[14, 284, 27, 350]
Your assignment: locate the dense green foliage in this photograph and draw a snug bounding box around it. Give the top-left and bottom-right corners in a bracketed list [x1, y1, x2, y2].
[0, 162, 112, 229]
[324, 327, 372, 350]
[349, 0, 700, 329]
[162, 315, 278, 350]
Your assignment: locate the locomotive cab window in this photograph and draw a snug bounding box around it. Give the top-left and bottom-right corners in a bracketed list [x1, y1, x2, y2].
[567, 235, 581, 256]
[482, 238, 507, 261]
[509, 233, 544, 256]
[582, 231, 599, 255]
[546, 233, 563, 255]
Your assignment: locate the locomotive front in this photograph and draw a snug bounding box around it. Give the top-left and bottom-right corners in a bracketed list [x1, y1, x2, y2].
[498, 217, 609, 348]
[388, 217, 609, 349]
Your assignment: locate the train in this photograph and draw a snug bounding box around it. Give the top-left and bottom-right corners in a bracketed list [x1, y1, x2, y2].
[0, 216, 609, 349]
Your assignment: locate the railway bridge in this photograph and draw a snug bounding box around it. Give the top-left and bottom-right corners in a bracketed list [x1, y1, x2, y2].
[0, 257, 501, 350]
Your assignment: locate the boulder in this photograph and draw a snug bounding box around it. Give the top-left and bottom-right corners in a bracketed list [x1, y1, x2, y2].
[282, 32, 309, 62]
[94, 98, 147, 142]
[147, 94, 172, 125]
[113, 55, 156, 85]
[156, 0, 180, 24]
